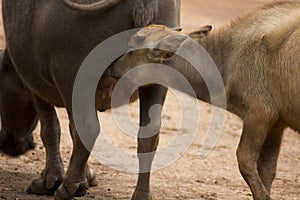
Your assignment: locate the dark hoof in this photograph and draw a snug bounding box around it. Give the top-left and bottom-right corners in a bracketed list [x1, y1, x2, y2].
[54, 181, 89, 200]
[74, 184, 88, 197]
[131, 189, 154, 200]
[27, 176, 61, 195]
[27, 167, 63, 196]
[54, 185, 71, 200]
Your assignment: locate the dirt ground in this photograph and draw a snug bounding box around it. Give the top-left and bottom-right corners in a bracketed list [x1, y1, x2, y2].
[0, 0, 299, 200]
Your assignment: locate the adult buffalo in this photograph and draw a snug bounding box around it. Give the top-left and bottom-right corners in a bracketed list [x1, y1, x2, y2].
[2, 0, 180, 199]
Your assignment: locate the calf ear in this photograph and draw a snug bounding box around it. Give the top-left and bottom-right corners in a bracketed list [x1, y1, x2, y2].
[189, 25, 213, 41]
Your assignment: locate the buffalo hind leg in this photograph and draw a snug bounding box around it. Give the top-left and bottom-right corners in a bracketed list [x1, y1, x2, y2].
[54, 115, 97, 200]
[257, 126, 284, 193]
[27, 94, 64, 195]
[132, 85, 167, 200]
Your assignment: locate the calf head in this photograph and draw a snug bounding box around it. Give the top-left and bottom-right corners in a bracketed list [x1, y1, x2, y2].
[110, 25, 188, 78]
[0, 50, 38, 157]
[110, 25, 213, 79]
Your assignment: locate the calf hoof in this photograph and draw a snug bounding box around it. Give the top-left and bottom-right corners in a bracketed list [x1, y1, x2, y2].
[27, 168, 63, 195]
[87, 169, 98, 187]
[54, 181, 89, 200]
[131, 189, 154, 200]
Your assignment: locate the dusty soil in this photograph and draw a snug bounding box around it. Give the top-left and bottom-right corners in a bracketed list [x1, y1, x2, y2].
[0, 0, 299, 200]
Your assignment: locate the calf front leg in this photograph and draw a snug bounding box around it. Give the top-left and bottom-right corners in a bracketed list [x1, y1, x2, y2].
[236, 106, 278, 200]
[257, 126, 284, 193]
[26, 94, 64, 195]
[132, 85, 167, 200]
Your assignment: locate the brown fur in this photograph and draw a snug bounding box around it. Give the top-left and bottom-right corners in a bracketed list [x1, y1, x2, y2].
[111, 1, 300, 199]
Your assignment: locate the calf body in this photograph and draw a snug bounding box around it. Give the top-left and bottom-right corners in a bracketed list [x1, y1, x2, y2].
[111, 1, 300, 199]
[2, 0, 180, 199]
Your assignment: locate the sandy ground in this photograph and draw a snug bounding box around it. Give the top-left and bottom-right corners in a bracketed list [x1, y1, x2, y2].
[0, 0, 299, 200]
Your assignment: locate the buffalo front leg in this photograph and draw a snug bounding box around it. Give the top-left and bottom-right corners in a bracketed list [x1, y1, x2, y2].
[27, 94, 64, 195]
[54, 115, 97, 200]
[236, 107, 278, 200]
[132, 85, 167, 200]
[257, 126, 284, 193]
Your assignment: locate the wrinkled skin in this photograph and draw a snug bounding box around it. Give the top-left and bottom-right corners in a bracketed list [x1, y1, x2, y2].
[0, 49, 38, 157]
[2, 0, 180, 199]
[110, 2, 300, 199]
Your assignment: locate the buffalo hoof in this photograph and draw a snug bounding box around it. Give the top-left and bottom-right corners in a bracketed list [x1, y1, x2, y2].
[27, 168, 63, 195]
[54, 180, 89, 200]
[131, 189, 154, 200]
